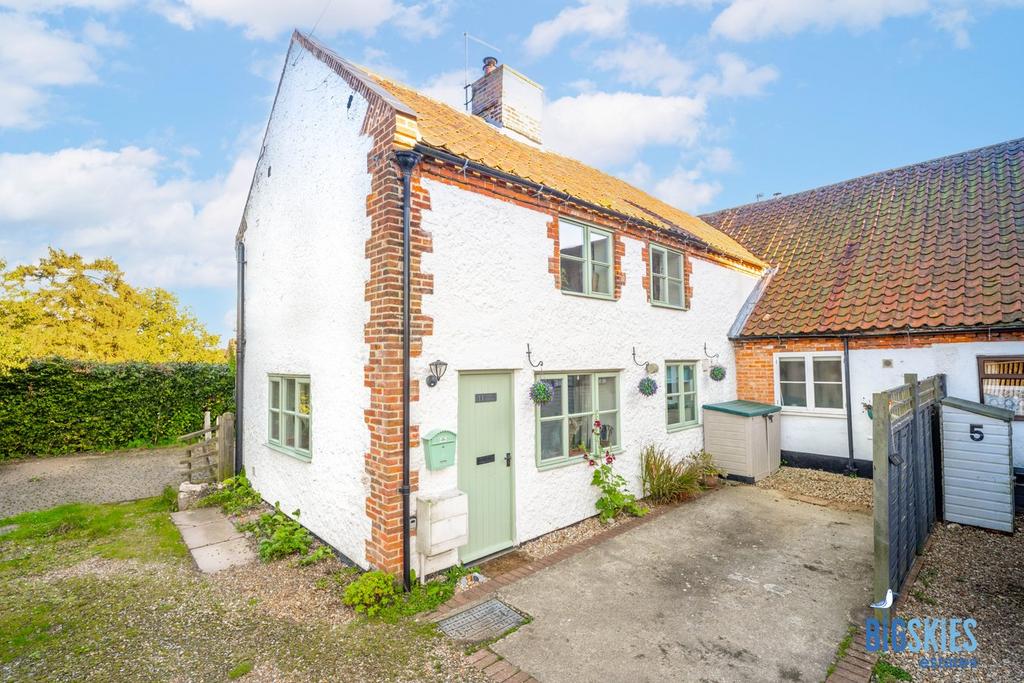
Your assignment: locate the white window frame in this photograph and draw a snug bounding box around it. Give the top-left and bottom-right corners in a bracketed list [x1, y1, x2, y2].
[773, 353, 845, 416]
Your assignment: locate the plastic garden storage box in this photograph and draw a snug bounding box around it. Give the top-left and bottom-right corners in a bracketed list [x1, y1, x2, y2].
[702, 400, 781, 483]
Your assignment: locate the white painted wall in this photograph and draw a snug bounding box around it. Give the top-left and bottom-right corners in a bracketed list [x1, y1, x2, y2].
[774, 340, 1024, 468]
[240, 46, 374, 567]
[412, 179, 760, 565]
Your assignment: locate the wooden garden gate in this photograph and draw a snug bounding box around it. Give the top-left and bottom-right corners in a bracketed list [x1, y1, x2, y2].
[871, 373, 946, 617]
[179, 411, 235, 483]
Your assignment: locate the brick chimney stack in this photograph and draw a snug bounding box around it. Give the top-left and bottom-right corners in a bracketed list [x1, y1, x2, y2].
[470, 57, 543, 147]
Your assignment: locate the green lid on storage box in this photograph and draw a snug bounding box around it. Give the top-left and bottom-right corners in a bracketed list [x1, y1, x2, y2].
[703, 400, 781, 417]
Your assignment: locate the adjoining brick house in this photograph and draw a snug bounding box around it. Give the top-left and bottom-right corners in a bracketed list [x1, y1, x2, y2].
[235, 32, 767, 579]
[701, 138, 1024, 477]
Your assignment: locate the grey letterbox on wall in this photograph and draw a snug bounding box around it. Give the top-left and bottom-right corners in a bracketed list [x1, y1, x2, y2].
[424, 429, 457, 470]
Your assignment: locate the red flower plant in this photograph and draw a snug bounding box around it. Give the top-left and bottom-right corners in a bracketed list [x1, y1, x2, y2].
[605, 454, 614, 464]
[593, 419, 601, 428]
[588, 459, 597, 467]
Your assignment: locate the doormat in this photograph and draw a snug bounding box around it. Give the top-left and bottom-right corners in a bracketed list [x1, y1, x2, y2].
[437, 599, 527, 642]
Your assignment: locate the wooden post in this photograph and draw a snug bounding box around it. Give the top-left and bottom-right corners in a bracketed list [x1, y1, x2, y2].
[203, 410, 212, 442]
[872, 388, 892, 623]
[216, 413, 235, 482]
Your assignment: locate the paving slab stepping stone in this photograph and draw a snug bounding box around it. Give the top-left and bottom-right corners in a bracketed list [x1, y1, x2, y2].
[171, 508, 255, 573]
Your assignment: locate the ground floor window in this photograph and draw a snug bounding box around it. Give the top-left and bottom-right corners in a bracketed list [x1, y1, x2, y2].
[666, 361, 699, 430]
[268, 375, 312, 458]
[536, 372, 619, 467]
[775, 353, 844, 413]
[978, 356, 1024, 420]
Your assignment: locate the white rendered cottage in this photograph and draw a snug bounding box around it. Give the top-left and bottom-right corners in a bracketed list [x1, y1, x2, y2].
[235, 32, 767, 581]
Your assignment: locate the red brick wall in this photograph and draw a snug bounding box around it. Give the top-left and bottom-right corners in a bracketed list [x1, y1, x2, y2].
[297, 32, 434, 576]
[733, 329, 1024, 404]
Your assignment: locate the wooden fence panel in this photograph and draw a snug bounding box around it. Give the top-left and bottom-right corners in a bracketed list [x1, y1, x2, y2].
[873, 373, 946, 621]
[179, 411, 235, 484]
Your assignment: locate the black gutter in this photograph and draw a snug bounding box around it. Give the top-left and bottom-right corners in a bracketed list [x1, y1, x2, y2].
[731, 323, 1024, 342]
[395, 149, 421, 592]
[234, 238, 246, 475]
[412, 143, 763, 271]
[842, 337, 855, 475]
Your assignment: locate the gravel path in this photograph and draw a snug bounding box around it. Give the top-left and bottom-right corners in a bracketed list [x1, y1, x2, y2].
[756, 465, 873, 511]
[0, 446, 186, 519]
[888, 515, 1024, 682]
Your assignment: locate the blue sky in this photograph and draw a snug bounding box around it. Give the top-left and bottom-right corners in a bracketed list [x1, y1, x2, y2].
[1, 0, 1022, 342]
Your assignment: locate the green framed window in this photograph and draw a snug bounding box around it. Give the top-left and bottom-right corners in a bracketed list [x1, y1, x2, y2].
[650, 244, 685, 308]
[666, 362, 699, 430]
[268, 375, 311, 459]
[559, 218, 614, 298]
[536, 372, 619, 467]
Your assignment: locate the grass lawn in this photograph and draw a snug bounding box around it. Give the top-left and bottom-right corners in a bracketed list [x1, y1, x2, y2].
[0, 491, 481, 682]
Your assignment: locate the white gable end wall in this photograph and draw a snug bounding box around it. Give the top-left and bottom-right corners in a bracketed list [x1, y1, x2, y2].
[240, 46, 373, 566]
[411, 179, 759, 555]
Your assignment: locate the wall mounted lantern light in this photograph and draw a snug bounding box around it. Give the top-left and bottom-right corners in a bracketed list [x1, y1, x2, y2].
[426, 359, 448, 387]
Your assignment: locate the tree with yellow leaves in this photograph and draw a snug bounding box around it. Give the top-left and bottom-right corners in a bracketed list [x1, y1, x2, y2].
[0, 249, 224, 371]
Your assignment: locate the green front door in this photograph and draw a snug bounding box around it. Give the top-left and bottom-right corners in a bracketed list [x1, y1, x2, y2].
[457, 372, 515, 563]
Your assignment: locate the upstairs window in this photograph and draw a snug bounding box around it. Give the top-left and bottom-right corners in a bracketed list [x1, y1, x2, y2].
[650, 245, 685, 308]
[978, 356, 1024, 420]
[776, 354, 844, 413]
[268, 375, 312, 459]
[559, 218, 613, 298]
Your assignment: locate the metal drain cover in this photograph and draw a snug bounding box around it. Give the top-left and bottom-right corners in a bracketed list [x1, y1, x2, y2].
[437, 599, 526, 642]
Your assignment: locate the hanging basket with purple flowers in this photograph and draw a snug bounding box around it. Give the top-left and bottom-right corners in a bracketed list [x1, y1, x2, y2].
[638, 376, 658, 397]
[529, 380, 553, 404]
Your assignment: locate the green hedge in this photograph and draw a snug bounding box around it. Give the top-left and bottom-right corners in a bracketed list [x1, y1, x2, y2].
[0, 358, 235, 458]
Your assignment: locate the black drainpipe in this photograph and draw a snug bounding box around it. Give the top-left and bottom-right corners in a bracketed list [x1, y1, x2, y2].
[395, 149, 421, 592]
[843, 337, 856, 475]
[234, 239, 246, 475]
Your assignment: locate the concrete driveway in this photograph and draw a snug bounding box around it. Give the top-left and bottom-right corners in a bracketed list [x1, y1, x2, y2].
[490, 485, 872, 683]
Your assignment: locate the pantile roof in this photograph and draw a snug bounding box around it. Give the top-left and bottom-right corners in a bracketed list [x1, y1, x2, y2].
[702, 139, 1024, 337]
[294, 35, 763, 268]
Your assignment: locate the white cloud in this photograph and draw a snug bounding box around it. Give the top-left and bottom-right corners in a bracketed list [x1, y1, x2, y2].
[0, 13, 100, 128]
[524, 0, 629, 57]
[594, 35, 694, 94]
[0, 0, 130, 9]
[419, 69, 468, 111]
[931, 6, 972, 48]
[696, 52, 778, 96]
[544, 91, 706, 167]
[155, 0, 408, 40]
[82, 19, 128, 47]
[710, 0, 928, 41]
[652, 165, 722, 211]
[704, 146, 734, 172]
[0, 143, 256, 290]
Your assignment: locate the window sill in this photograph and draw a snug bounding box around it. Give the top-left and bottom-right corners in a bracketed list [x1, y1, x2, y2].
[778, 409, 846, 419]
[651, 301, 688, 311]
[667, 421, 701, 433]
[266, 442, 312, 462]
[538, 446, 623, 471]
[560, 289, 615, 302]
